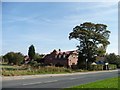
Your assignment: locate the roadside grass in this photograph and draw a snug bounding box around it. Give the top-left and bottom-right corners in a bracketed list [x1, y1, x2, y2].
[64, 77, 119, 90]
[1, 63, 118, 76]
[1, 63, 92, 76]
[1, 64, 75, 76]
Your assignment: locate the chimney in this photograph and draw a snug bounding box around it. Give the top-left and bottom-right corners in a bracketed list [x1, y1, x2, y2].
[58, 49, 61, 53]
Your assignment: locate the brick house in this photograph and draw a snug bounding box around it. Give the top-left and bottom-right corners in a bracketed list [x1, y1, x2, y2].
[43, 49, 78, 68]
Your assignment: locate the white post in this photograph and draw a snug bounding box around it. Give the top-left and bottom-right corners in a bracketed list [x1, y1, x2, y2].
[86, 59, 88, 70]
[105, 63, 108, 70]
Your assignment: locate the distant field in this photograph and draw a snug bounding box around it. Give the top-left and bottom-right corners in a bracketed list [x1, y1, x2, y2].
[64, 77, 119, 89]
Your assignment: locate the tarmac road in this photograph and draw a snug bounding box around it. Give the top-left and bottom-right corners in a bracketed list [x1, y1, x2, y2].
[2, 70, 118, 90]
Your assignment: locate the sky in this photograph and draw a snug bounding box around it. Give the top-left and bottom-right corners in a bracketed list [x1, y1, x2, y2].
[2, 2, 118, 55]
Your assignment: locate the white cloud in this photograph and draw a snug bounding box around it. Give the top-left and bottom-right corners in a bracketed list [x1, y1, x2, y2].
[4, 14, 52, 25]
[74, 2, 117, 11]
[64, 6, 117, 23]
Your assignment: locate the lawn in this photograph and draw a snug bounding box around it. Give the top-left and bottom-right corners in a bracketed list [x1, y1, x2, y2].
[64, 77, 119, 90]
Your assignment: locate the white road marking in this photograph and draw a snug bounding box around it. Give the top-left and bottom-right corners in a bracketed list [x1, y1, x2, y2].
[70, 78, 77, 80]
[23, 80, 58, 85]
[23, 82, 42, 85]
[44, 80, 58, 83]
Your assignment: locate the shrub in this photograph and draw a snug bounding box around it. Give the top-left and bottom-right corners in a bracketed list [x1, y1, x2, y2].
[96, 65, 104, 70]
[89, 64, 103, 71]
[29, 60, 40, 68]
[3, 52, 24, 65]
[108, 64, 117, 70]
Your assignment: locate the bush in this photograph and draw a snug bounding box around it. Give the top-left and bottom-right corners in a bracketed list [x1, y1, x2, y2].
[89, 65, 96, 71]
[90, 64, 117, 71]
[3, 52, 24, 65]
[108, 64, 117, 70]
[96, 65, 104, 70]
[29, 60, 41, 68]
[89, 64, 103, 71]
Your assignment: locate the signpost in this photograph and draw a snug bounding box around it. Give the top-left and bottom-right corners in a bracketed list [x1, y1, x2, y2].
[105, 63, 108, 70]
[86, 59, 88, 70]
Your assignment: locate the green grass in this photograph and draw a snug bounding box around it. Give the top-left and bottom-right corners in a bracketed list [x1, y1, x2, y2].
[64, 77, 119, 90]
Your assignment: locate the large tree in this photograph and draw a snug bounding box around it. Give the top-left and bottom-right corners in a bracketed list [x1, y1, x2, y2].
[28, 45, 35, 60]
[69, 22, 110, 69]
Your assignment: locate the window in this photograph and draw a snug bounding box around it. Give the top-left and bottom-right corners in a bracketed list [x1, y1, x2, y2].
[55, 55, 57, 58]
[63, 54, 66, 58]
[59, 55, 61, 58]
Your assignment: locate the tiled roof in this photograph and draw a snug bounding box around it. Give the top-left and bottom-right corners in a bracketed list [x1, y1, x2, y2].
[56, 50, 77, 55]
[44, 50, 78, 58]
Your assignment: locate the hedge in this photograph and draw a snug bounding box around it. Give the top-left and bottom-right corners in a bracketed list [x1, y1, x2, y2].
[108, 64, 117, 70]
[89, 64, 117, 71]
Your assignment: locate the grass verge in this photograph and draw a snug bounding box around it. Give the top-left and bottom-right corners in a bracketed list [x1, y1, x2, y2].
[1, 66, 72, 76]
[1, 64, 88, 76]
[64, 77, 119, 90]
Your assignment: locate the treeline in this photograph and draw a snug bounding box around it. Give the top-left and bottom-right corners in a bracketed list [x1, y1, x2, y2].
[105, 53, 120, 68]
[2, 45, 45, 66]
[1, 49, 120, 69]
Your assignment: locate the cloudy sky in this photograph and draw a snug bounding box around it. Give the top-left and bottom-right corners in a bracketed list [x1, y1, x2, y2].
[2, 2, 118, 55]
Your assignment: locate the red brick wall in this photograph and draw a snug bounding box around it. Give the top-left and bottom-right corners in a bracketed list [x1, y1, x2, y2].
[44, 53, 78, 67]
[68, 54, 78, 67]
[44, 54, 68, 66]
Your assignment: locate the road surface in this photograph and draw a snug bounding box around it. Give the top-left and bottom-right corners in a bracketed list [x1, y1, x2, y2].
[2, 70, 118, 90]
